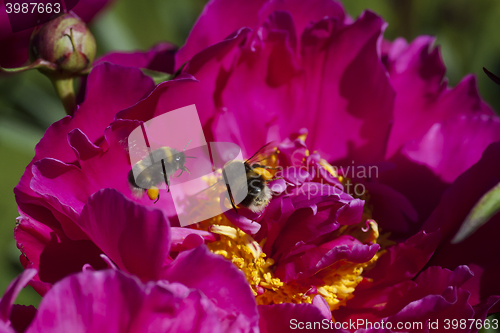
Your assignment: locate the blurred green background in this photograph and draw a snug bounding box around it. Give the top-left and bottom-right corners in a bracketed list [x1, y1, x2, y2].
[0, 0, 499, 328]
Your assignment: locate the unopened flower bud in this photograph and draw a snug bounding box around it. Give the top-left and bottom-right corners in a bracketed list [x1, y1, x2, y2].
[29, 12, 96, 75]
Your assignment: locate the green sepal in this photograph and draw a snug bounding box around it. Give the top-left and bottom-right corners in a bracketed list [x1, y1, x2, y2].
[452, 182, 500, 243]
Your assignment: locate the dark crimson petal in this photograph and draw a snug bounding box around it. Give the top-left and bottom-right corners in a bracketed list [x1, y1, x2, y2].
[162, 246, 259, 330]
[363, 231, 440, 289]
[10, 305, 37, 333]
[378, 152, 449, 234]
[382, 266, 475, 333]
[79, 189, 171, 282]
[472, 295, 500, 323]
[14, 215, 107, 295]
[364, 182, 417, 234]
[336, 266, 476, 329]
[423, 142, 500, 307]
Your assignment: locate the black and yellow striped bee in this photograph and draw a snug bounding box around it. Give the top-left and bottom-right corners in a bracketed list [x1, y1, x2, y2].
[128, 140, 195, 203]
[214, 142, 279, 213]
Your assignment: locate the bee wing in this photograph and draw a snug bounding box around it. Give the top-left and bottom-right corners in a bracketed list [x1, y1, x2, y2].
[245, 141, 278, 167]
[191, 176, 226, 197]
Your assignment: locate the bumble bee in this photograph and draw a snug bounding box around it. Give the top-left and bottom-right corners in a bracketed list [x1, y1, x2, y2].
[128, 140, 195, 203]
[216, 142, 279, 213]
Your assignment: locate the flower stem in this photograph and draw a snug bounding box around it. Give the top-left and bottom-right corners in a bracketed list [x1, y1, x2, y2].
[0, 59, 57, 73]
[51, 78, 76, 116]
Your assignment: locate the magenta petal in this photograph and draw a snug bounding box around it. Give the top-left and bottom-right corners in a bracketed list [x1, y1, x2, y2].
[258, 0, 346, 46]
[224, 209, 262, 235]
[275, 235, 379, 282]
[170, 228, 215, 251]
[0, 322, 15, 333]
[0, 269, 36, 323]
[36, 63, 154, 165]
[162, 246, 259, 329]
[96, 42, 176, 73]
[386, 34, 493, 159]
[79, 189, 171, 281]
[296, 11, 394, 164]
[402, 114, 500, 183]
[176, 0, 265, 65]
[15, 64, 155, 222]
[25, 269, 223, 333]
[312, 295, 332, 321]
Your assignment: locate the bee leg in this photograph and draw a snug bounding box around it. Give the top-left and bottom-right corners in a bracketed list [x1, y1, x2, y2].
[160, 159, 171, 192]
[154, 193, 160, 204]
[176, 166, 191, 178]
[222, 169, 239, 214]
[224, 183, 239, 214]
[228, 192, 239, 214]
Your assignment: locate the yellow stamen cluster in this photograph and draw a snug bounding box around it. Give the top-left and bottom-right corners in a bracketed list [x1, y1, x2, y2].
[207, 222, 382, 311]
[198, 143, 387, 314]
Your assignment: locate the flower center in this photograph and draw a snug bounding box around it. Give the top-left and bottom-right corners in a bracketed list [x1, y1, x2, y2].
[197, 145, 386, 313]
[207, 218, 382, 311]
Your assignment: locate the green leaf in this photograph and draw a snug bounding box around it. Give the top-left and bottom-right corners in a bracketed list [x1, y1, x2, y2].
[451, 182, 500, 244]
[140, 69, 174, 85]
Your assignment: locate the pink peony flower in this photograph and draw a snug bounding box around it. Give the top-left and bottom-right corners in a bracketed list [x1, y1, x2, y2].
[12, 0, 500, 331]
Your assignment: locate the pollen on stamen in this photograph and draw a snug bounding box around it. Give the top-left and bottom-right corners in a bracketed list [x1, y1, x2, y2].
[206, 217, 383, 313]
[200, 153, 387, 316]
